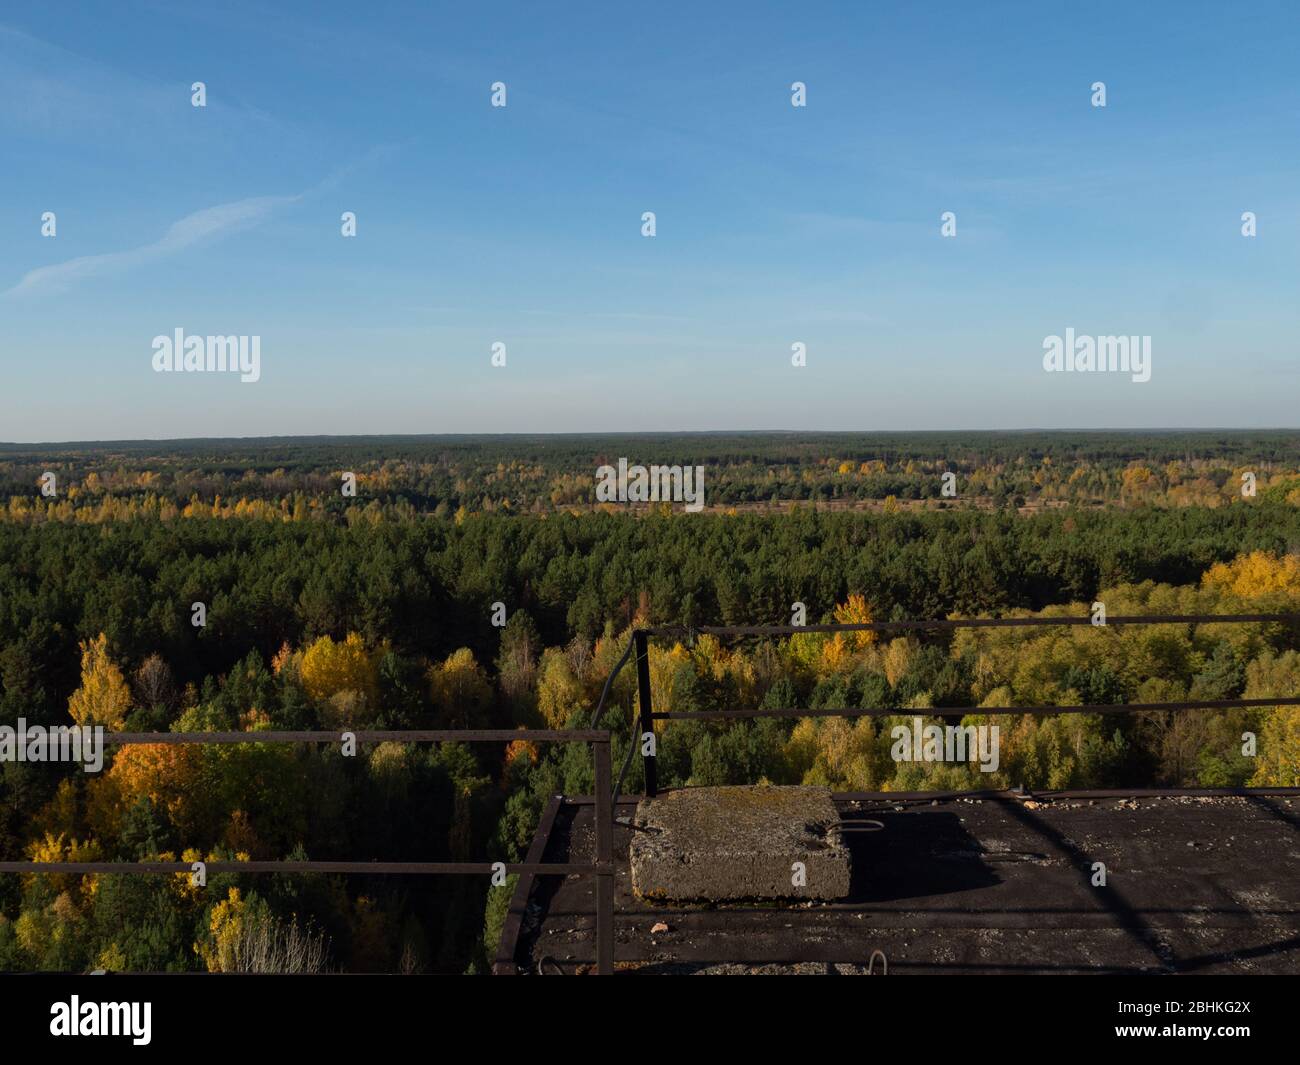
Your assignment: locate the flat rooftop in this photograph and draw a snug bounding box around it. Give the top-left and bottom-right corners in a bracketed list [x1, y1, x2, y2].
[496, 791, 1300, 974]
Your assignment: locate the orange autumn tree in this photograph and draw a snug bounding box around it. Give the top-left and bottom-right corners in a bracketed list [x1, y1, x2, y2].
[97, 741, 207, 839]
[821, 593, 879, 669]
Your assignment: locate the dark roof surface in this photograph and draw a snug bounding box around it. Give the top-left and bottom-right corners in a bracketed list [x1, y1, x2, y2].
[501, 791, 1300, 974]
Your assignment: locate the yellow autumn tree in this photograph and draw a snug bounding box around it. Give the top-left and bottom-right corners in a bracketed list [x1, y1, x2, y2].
[1121, 464, 1155, 498]
[648, 642, 691, 721]
[882, 637, 915, 687]
[1251, 707, 1300, 786]
[299, 632, 381, 704]
[784, 716, 882, 790]
[834, 593, 877, 650]
[25, 832, 103, 899]
[67, 633, 132, 729]
[428, 648, 493, 728]
[1244, 650, 1300, 786]
[1203, 551, 1300, 600]
[820, 633, 852, 673]
[199, 881, 332, 974]
[198, 887, 256, 972]
[15, 891, 87, 971]
[535, 648, 586, 728]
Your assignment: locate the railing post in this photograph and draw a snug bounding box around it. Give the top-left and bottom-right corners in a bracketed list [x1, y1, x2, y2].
[593, 736, 614, 976]
[634, 630, 657, 798]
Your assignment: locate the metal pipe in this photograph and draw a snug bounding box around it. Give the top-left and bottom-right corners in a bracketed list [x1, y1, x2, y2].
[594, 739, 614, 976]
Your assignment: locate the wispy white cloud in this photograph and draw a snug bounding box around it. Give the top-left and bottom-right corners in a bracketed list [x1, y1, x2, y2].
[0, 22, 290, 145]
[3, 194, 299, 298]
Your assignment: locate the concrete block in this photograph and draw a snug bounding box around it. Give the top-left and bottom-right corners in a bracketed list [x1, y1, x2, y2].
[630, 785, 851, 901]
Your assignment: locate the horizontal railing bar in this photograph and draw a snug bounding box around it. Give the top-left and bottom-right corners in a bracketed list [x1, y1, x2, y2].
[0, 861, 613, 875]
[652, 696, 1300, 720]
[83, 730, 610, 745]
[831, 787, 1300, 801]
[594, 787, 1300, 802]
[644, 613, 1300, 637]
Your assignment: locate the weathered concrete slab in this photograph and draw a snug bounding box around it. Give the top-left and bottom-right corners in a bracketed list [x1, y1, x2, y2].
[517, 795, 1300, 974]
[630, 785, 851, 901]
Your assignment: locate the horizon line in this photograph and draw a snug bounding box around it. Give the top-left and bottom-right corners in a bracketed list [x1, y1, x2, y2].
[2, 426, 1300, 449]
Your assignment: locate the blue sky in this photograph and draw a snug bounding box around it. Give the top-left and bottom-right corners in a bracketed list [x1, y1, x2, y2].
[2, 1, 1299, 441]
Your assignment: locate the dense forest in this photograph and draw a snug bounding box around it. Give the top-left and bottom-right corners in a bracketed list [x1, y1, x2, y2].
[1, 433, 1298, 973]
[5, 430, 1300, 515]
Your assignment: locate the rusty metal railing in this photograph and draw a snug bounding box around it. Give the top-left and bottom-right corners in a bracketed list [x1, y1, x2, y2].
[0, 728, 616, 976]
[601, 612, 1300, 798]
